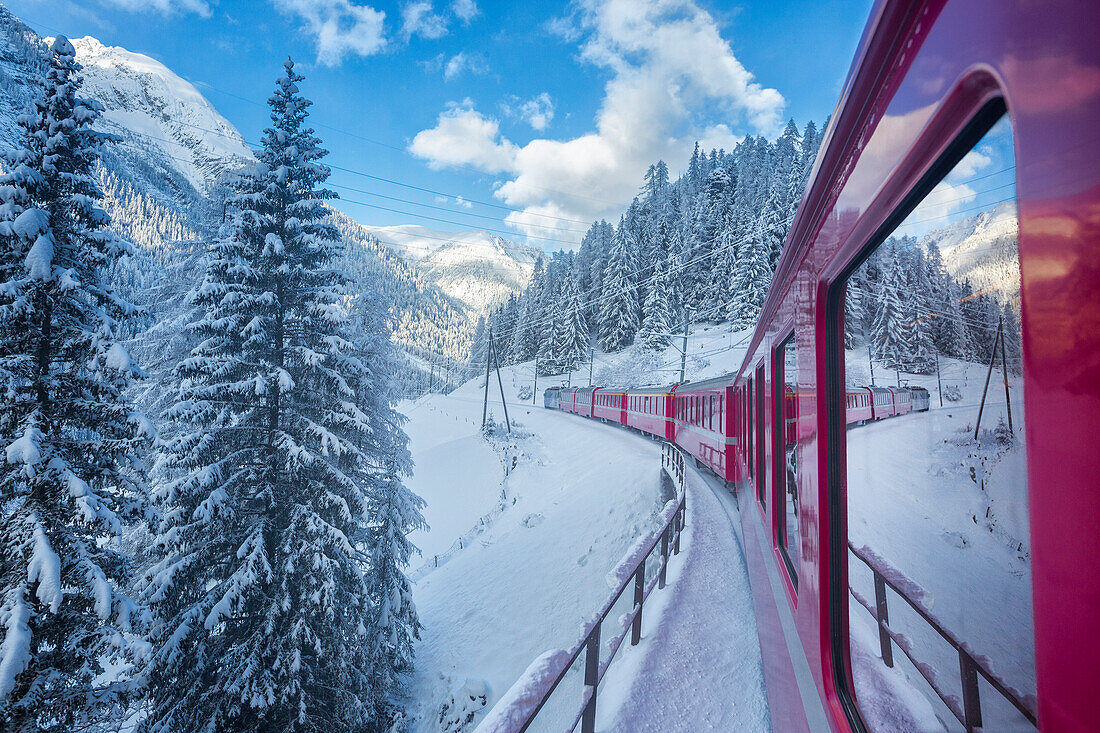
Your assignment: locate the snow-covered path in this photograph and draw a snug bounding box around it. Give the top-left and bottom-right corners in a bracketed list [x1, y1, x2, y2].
[401, 373, 672, 730]
[598, 464, 770, 732]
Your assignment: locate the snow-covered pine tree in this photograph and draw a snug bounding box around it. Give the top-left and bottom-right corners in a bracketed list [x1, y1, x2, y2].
[0, 36, 151, 732]
[924, 240, 963, 357]
[870, 240, 914, 370]
[139, 60, 397, 732]
[551, 276, 590, 373]
[844, 267, 864, 348]
[638, 252, 676, 351]
[348, 292, 425, 726]
[597, 221, 640, 351]
[643, 160, 669, 201]
[727, 219, 772, 329]
[1000, 301, 1022, 375]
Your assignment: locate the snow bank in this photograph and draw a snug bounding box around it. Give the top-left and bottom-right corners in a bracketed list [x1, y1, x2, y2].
[473, 649, 571, 733]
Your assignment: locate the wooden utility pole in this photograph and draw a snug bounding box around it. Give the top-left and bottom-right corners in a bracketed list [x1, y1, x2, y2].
[481, 327, 492, 428]
[999, 323, 1013, 432]
[588, 342, 594, 387]
[533, 355, 538, 405]
[974, 317, 1004, 440]
[679, 309, 691, 383]
[868, 344, 876, 386]
[490, 330, 511, 433]
[934, 350, 943, 407]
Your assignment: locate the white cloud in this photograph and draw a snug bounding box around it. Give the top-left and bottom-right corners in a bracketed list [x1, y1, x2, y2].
[500, 93, 556, 131]
[274, 0, 386, 65]
[402, 0, 448, 39]
[950, 148, 993, 179]
[518, 93, 554, 131]
[409, 101, 518, 174]
[100, 0, 211, 17]
[437, 194, 474, 209]
[444, 51, 488, 80]
[452, 0, 478, 23]
[409, 0, 786, 246]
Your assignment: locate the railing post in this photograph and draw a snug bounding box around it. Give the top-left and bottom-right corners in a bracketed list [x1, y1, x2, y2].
[582, 625, 600, 733]
[674, 504, 684, 554]
[659, 527, 670, 589]
[873, 570, 893, 668]
[632, 558, 646, 646]
[959, 650, 983, 732]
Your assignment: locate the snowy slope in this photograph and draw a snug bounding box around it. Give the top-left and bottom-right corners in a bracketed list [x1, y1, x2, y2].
[0, 7, 47, 147]
[365, 225, 541, 315]
[400, 369, 672, 730]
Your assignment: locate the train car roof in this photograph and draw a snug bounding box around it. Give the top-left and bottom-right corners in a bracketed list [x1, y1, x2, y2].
[676, 373, 738, 392]
[624, 383, 680, 394]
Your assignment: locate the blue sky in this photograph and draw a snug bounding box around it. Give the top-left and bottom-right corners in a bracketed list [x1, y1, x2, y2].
[21, 0, 873, 250]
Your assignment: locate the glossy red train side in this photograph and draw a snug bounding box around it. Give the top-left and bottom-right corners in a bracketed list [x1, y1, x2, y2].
[541, 0, 1099, 729]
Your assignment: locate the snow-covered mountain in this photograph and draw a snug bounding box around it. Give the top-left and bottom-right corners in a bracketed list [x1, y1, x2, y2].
[365, 225, 541, 315]
[69, 36, 254, 199]
[920, 201, 1019, 304]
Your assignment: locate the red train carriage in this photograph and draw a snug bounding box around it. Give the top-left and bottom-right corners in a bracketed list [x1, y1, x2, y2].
[673, 376, 736, 483]
[559, 387, 578, 414]
[721, 0, 1100, 730]
[574, 386, 600, 419]
[593, 389, 626, 423]
[867, 386, 894, 419]
[887, 386, 912, 416]
[844, 389, 874, 425]
[623, 384, 678, 440]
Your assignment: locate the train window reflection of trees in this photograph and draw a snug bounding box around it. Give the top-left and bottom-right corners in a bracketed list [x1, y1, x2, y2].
[841, 112, 1035, 731]
[777, 333, 799, 586]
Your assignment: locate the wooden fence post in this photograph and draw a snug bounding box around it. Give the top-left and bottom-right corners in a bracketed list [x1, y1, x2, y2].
[873, 571, 893, 668]
[632, 559, 646, 646]
[659, 528, 670, 589]
[960, 650, 983, 732]
[582, 626, 601, 733]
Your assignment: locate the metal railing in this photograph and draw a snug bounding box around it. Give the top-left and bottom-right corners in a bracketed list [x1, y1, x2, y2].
[483, 442, 688, 733]
[848, 542, 1038, 731]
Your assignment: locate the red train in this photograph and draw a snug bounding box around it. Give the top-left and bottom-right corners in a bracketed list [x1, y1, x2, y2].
[543, 0, 1100, 729]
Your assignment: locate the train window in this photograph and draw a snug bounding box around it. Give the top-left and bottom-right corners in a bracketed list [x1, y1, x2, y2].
[777, 333, 799, 586]
[837, 110, 1035, 731]
[755, 364, 766, 508]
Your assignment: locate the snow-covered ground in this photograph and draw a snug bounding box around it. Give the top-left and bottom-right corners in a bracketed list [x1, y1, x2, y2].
[843, 356, 1034, 730]
[400, 367, 673, 730]
[595, 463, 770, 731]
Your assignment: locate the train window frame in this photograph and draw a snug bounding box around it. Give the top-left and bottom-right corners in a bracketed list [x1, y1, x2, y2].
[825, 97, 1016, 733]
[747, 379, 754, 480]
[775, 330, 800, 590]
[755, 362, 767, 510]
